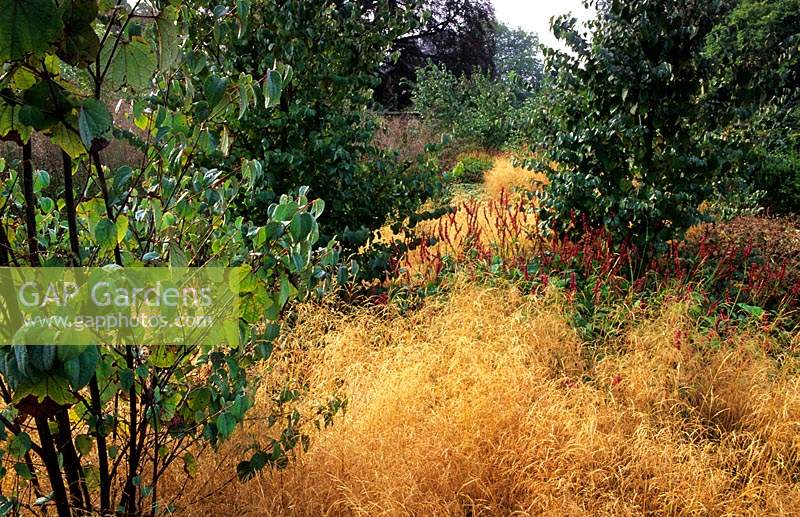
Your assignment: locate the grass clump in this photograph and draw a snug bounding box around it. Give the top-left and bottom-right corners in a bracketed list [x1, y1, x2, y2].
[170, 279, 800, 515]
[484, 156, 547, 198]
[445, 152, 495, 184]
[162, 159, 800, 516]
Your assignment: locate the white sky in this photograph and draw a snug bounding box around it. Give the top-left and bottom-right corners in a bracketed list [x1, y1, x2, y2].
[492, 0, 596, 52]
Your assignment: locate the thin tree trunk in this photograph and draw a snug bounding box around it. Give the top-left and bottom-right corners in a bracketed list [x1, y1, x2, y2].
[21, 142, 39, 266]
[119, 346, 140, 516]
[90, 149, 123, 265]
[61, 152, 81, 265]
[35, 415, 71, 517]
[90, 377, 112, 515]
[55, 408, 91, 512]
[0, 225, 7, 266]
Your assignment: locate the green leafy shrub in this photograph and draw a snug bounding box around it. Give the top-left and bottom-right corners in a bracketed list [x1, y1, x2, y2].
[754, 144, 800, 214]
[704, 0, 799, 119]
[186, 0, 439, 249]
[0, 2, 342, 515]
[706, 108, 800, 217]
[703, 173, 766, 222]
[733, 108, 800, 215]
[446, 153, 494, 183]
[412, 64, 531, 150]
[527, 0, 728, 246]
[503, 86, 550, 154]
[703, 0, 800, 215]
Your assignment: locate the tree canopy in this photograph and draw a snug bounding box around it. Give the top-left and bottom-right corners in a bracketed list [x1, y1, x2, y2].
[493, 22, 543, 87]
[375, 0, 497, 107]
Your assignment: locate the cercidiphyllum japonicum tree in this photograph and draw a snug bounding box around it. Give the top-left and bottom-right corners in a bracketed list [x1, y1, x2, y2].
[186, 0, 442, 250]
[528, 0, 731, 248]
[0, 1, 340, 515]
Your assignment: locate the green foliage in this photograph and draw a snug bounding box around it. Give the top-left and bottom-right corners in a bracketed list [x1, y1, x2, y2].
[413, 63, 530, 150]
[703, 173, 766, 222]
[528, 0, 729, 245]
[0, 0, 64, 62]
[703, 0, 800, 215]
[187, 0, 439, 248]
[446, 153, 493, 183]
[750, 140, 800, 215]
[704, 0, 799, 120]
[493, 23, 543, 87]
[77, 98, 112, 151]
[0, 1, 341, 515]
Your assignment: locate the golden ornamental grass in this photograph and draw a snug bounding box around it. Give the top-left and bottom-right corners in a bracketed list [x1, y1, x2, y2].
[167, 279, 800, 516]
[382, 156, 547, 283]
[483, 156, 547, 199]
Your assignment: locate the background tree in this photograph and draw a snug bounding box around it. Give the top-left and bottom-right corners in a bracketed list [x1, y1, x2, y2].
[375, 0, 497, 107]
[412, 64, 526, 150]
[705, 0, 799, 119]
[493, 23, 543, 88]
[704, 0, 800, 214]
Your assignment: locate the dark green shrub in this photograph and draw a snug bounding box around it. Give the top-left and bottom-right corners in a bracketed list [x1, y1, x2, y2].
[710, 107, 800, 216]
[704, 0, 800, 215]
[748, 151, 800, 215]
[703, 173, 766, 222]
[527, 0, 728, 246]
[188, 1, 440, 248]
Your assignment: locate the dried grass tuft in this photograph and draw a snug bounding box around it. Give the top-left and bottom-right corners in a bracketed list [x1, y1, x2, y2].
[168, 280, 800, 515]
[483, 156, 548, 199]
